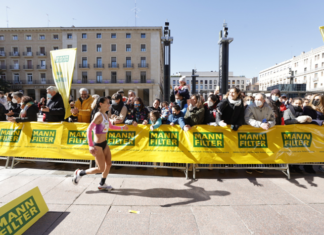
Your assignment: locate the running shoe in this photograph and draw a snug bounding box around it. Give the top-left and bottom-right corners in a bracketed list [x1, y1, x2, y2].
[246, 170, 253, 174]
[98, 183, 113, 191]
[256, 169, 264, 174]
[72, 169, 82, 185]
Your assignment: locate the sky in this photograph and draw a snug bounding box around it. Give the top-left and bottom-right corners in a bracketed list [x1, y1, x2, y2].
[1, 0, 324, 80]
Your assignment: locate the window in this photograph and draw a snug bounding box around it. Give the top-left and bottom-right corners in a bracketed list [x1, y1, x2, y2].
[141, 44, 146, 52]
[111, 44, 116, 52]
[82, 33, 87, 39]
[13, 47, 19, 55]
[96, 72, 102, 83]
[27, 73, 33, 83]
[111, 57, 117, 68]
[173, 80, 176, 85]
[141, 33, 146, 38]
[97, 57, 102, 66]
[205, 85, 207, 89]
[322, 53, 324, 58]
[0, 73, 6, 80]
[53, 35, 59, 40]
[126, 33, 131, 38]
[304, 67, 307, 72]
[126, 71, 131, 83]
[315, 73, 318, 78]
[209, 80, 212, 84]
[126, 57, 131, 67]
[111, 72, 117, 83]
[97, 33, 102, 39]
[53, 47, 59, 50]
[82, 72, 88, 83]
[196, 85, 198, 90]
[209, 85, 212, 89]
[82, 45, 87, 52]
[97, 44, 102, 52]
[295, 70, 297, 75]
[0, 35, 4, 40]
[13, 35, 18, 40]
[315, 64, 318, 69]
[67, 33, 72, 39]
[67, 45, 72, 48]
[13, 60, 19, 69]
[82, 58, 88, 67]
[241, 85, 244, 89]
[187, 80, 189, 85]
[200, 85, 203, 89]
[322, 62, 324, 67]
[242, 80, 244, 84]
[214, 80, 217, 84]
[205, 80, 207, 84]
[111, 33, 116, 39]
[200, 80, 203, 84]
[39, 35, 45, 40]
[140, 57, 146, 67]
[14, 73, 19, 83]
[140, 71, 146, 83]
[40, 60, 46, 68]
[26, 35, 32, 40]
[126, 44, 131, 52]
[26, 47, 32, 55]
[40, 47, 45, 55]
[41, 73, 46, 82]
[314, 83, 318, 88]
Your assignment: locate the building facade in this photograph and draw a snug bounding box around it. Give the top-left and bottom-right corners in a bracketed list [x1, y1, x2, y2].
[259, 45, 324, 92]
[171, 71, 250, 100]
[0, 26, 164, 106]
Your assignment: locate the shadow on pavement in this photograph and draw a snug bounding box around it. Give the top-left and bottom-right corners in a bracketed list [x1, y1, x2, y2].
[86, 180, 230, 207]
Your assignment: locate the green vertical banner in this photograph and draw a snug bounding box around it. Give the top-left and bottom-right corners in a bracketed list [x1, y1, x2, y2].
[50, 48, 77, 119]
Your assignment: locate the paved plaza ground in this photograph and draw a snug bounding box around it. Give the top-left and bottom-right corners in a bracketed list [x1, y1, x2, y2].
[1, 160, 324, 234]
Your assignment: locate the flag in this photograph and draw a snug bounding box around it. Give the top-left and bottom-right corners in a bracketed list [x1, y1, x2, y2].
[320, 26, 324, 42]
[50, 48, 77, 119]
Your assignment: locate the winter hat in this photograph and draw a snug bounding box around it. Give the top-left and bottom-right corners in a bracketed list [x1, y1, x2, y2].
[179, 76, 186, 83]
[271, 89, 281, 96]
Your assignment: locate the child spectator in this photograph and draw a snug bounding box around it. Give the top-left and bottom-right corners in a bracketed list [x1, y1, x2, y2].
[167, 105, 185, 127]
[174, 76, 190, 100]
[149, 110, 162, 130]
[161, 101, 171, 122]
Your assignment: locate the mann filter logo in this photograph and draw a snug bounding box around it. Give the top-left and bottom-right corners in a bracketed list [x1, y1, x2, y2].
[281, 132, 312, 148]
[67, 131, 87, 145]
[55, 55, 69, 63]
[238, 132, 268, 148]
[149, 131, 179, 147]
[108, 131, 135, 146]
[30, 130, 56, 144]
[0, 196, 40, 235]
[0, 129, 21, 143]
[193, 132, 224, 148]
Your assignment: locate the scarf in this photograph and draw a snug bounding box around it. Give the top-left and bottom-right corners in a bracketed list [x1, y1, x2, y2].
[228, 98, 242, 106]
[20, 102, 34, 118]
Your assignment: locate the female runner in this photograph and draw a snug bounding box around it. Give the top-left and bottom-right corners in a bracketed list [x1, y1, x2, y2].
[72, 97, 128, 190]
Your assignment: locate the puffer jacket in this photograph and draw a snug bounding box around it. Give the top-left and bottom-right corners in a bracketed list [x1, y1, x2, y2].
[73, 96, 94, 123]
[266, 97, 285, 125]
[244, 102, 276, 128]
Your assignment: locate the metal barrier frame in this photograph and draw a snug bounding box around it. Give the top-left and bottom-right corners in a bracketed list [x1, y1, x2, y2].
[7, 157, 189, 179]
[0, 156, 10, 168]
[193, 164, 290, 179]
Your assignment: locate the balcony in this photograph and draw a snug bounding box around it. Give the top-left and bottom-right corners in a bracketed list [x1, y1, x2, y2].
[0, 52, 6, 57]
[75, 79, 89, 84]
[36, 52, 47, 57]
[23, 65, 34, 70]
[0, 65, 7, 70]
[123, 63, 134, 68]
[79, 64, 90, 69]
[138, 63, 149, 68]
[23, 52, 33, 57]
[37, 65, 47, 70]
[9, 52, 20, 57]
[10, 65, 20, 70]
[108, 63, 119, 68]
[93, 64, 104, 68]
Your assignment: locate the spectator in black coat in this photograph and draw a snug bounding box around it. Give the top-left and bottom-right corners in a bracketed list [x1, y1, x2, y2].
[6, 93, 19, 114]
[0, 103, 6, 121]
[216, 87, 245, 131]
[147, 98, 161, 113]
[41, 86, 65, 122]
[8, 96, 39, 123]
[6, 92, 23, 118]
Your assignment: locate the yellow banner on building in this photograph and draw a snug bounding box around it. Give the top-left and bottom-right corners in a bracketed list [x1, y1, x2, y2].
[0, 187, 48, 235]
[320, 26, 324, 42]
[0, 121, 323, 164]
[50, 48, 77, 119]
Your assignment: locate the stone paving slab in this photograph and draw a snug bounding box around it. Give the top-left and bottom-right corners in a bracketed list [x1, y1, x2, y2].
[0, 175, 39, 198]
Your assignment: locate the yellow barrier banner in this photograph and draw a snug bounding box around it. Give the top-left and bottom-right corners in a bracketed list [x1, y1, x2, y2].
[50, 48, 77, 119]
[0, 187, 49, 235]
[0, 121, 323, 164]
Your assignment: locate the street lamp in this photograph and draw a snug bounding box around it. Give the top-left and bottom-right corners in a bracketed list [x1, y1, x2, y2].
[218, 21, 233, 97]
[287, 67, 294, 84]
[191, 69, 199, 94]
[161, 21, 173, 102]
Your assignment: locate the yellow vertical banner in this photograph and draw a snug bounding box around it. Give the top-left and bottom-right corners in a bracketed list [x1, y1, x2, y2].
[50, 48, 77, 119]
[320, 26, 324, 42]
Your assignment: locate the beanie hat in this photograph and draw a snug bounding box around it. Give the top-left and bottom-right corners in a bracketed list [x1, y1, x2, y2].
[179, 76, 186, 83]
[271, 89, 281, 97]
